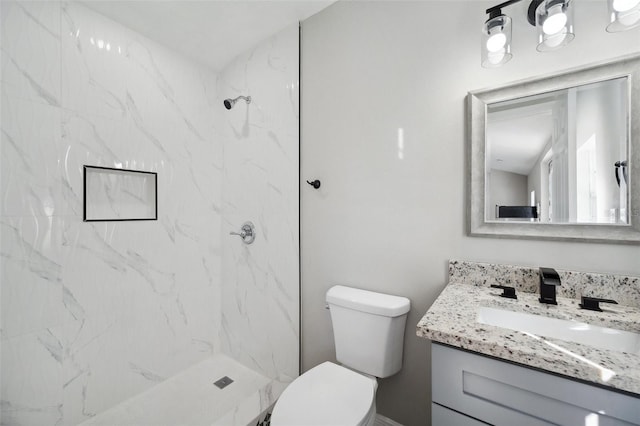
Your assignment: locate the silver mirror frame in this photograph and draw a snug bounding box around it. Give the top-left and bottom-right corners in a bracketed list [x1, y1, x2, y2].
[468, 54, 640, 244]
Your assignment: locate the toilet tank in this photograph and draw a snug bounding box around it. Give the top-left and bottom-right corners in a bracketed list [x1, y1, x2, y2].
[326, 285, 411, 378]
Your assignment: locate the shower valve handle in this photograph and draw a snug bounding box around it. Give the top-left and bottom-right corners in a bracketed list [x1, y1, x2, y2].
[230, 222, 256, 244]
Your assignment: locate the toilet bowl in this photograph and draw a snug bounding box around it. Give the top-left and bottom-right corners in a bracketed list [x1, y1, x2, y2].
[270, 361, 377, 426]
[270, 285, 410, 426]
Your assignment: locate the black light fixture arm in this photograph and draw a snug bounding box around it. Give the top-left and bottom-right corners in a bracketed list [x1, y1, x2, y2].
[486, 0, 543, 25]
[486, 0, 524, 18]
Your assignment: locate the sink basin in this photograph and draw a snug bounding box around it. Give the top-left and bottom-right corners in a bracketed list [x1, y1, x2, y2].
[477, 306, 640, 354]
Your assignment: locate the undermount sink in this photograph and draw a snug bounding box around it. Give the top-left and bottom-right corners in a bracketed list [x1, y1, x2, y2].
[477, 306, 640, 354]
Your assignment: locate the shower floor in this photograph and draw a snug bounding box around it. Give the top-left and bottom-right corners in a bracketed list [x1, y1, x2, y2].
[80, 354, 275, 426]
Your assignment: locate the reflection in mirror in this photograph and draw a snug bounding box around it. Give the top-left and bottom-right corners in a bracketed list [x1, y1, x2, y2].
[468, 54, 640, 243]
[486, 78, 629, 224]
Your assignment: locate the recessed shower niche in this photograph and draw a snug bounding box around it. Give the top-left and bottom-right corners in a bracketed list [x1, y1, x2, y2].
[83, 165, 158, 222]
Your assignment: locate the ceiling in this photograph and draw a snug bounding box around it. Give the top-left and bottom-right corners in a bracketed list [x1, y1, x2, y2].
[487, 108, 553, 176]
[81, 0, 334, 72]
[487, 100, 556, 176]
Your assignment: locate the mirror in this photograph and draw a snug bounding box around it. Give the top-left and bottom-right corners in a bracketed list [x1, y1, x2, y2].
[486, 78, 628, 224]
[468, 54, 640, 243]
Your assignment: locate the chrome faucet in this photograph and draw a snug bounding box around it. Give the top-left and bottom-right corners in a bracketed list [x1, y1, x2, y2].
[539, 267, 561, 305]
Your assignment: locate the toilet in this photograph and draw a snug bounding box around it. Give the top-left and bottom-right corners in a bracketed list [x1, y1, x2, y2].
[271, 285, 411, 426]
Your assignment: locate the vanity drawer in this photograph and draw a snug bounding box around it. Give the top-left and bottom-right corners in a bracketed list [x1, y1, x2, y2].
[432, 343, 640, 426]
[432, 403, 488, 425]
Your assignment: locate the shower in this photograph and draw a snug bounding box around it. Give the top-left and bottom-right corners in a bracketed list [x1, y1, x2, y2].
[224, 95, 251, 109]
[1, 0, 300, 422]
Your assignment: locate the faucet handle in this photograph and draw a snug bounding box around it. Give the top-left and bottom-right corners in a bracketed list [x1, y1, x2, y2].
[579, 296, 618, 312]
[490, 285, 517, 300]
[230, 221, 256, 244]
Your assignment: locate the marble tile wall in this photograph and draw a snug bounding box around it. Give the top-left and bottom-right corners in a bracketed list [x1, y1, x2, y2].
[218, 24, 300, 393]
[1, 1, 223, 424]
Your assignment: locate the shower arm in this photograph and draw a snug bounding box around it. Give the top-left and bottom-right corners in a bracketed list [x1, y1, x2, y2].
[223, 95, 252, 110]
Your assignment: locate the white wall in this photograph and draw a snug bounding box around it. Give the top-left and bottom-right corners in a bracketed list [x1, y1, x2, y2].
[218, 24, 300, 392]
[528, 143, 550, 221]
[487, 169, 528, 220]
[575, 79, 626, 222]
[300, 2, 640, 425]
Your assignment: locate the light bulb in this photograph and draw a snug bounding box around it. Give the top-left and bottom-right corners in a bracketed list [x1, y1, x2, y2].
[481, 14, 512, 67]
[607, 0, 640, 31]
[612, 0, 640, 12]
[619, 10, 640, 25]
[487, 51, 506, 65]
[543, 32, 568, 48]
[486, 33, 507, 52]
[543, 4, 568, 34]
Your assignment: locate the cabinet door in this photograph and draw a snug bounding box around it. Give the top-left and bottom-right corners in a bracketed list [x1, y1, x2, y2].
[432, 343, 640, 426]
[432, 403, 488, 426]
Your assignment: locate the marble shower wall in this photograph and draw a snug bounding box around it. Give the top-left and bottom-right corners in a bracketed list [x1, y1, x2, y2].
[218, 24, 300, 393]
[1, 2, 223, 424]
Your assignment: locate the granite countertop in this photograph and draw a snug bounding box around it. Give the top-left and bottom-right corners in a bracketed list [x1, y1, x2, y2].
[417, 282, 640, 397]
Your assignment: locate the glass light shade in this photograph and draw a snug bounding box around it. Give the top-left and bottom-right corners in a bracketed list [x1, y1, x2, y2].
[535, 0, 575, 51]
[607, 0, 640, 32]
[482, 15, 512, 68]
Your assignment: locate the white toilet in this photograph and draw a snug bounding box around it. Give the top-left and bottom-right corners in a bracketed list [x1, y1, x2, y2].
[270, 285, 411, 426]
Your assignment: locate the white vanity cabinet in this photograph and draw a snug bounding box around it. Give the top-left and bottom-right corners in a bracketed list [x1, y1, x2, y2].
[431, 343, 640, 426]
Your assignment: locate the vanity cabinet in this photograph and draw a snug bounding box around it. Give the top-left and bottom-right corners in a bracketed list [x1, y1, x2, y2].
[431, 343, 640, 426]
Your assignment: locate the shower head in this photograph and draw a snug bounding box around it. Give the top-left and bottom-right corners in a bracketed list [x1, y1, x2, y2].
[224, 95, 251, 110]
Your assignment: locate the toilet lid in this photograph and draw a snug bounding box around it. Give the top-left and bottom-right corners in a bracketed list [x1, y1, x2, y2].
[271, 362, 376, 426]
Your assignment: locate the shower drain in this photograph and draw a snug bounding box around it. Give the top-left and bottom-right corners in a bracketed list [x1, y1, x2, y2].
[213, 376, 234, 389]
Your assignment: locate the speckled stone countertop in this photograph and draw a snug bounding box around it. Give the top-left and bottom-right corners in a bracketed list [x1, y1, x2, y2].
[417, 260, 640, 396]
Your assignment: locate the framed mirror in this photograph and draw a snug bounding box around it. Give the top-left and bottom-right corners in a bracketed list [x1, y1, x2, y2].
[468, 54, 640, 243]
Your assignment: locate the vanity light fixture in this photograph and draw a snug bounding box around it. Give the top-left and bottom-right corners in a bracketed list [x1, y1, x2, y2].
[482, 8, 513, 67]
[607, 0, 640, 32]
[534, 0, 574, 51]
[482, 0, 638, 68]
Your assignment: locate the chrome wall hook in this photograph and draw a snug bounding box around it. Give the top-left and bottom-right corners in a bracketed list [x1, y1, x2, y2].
[230, 221, 256, 244]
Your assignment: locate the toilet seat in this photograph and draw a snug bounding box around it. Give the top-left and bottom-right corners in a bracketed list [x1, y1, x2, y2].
[270, 361, 377, 426]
